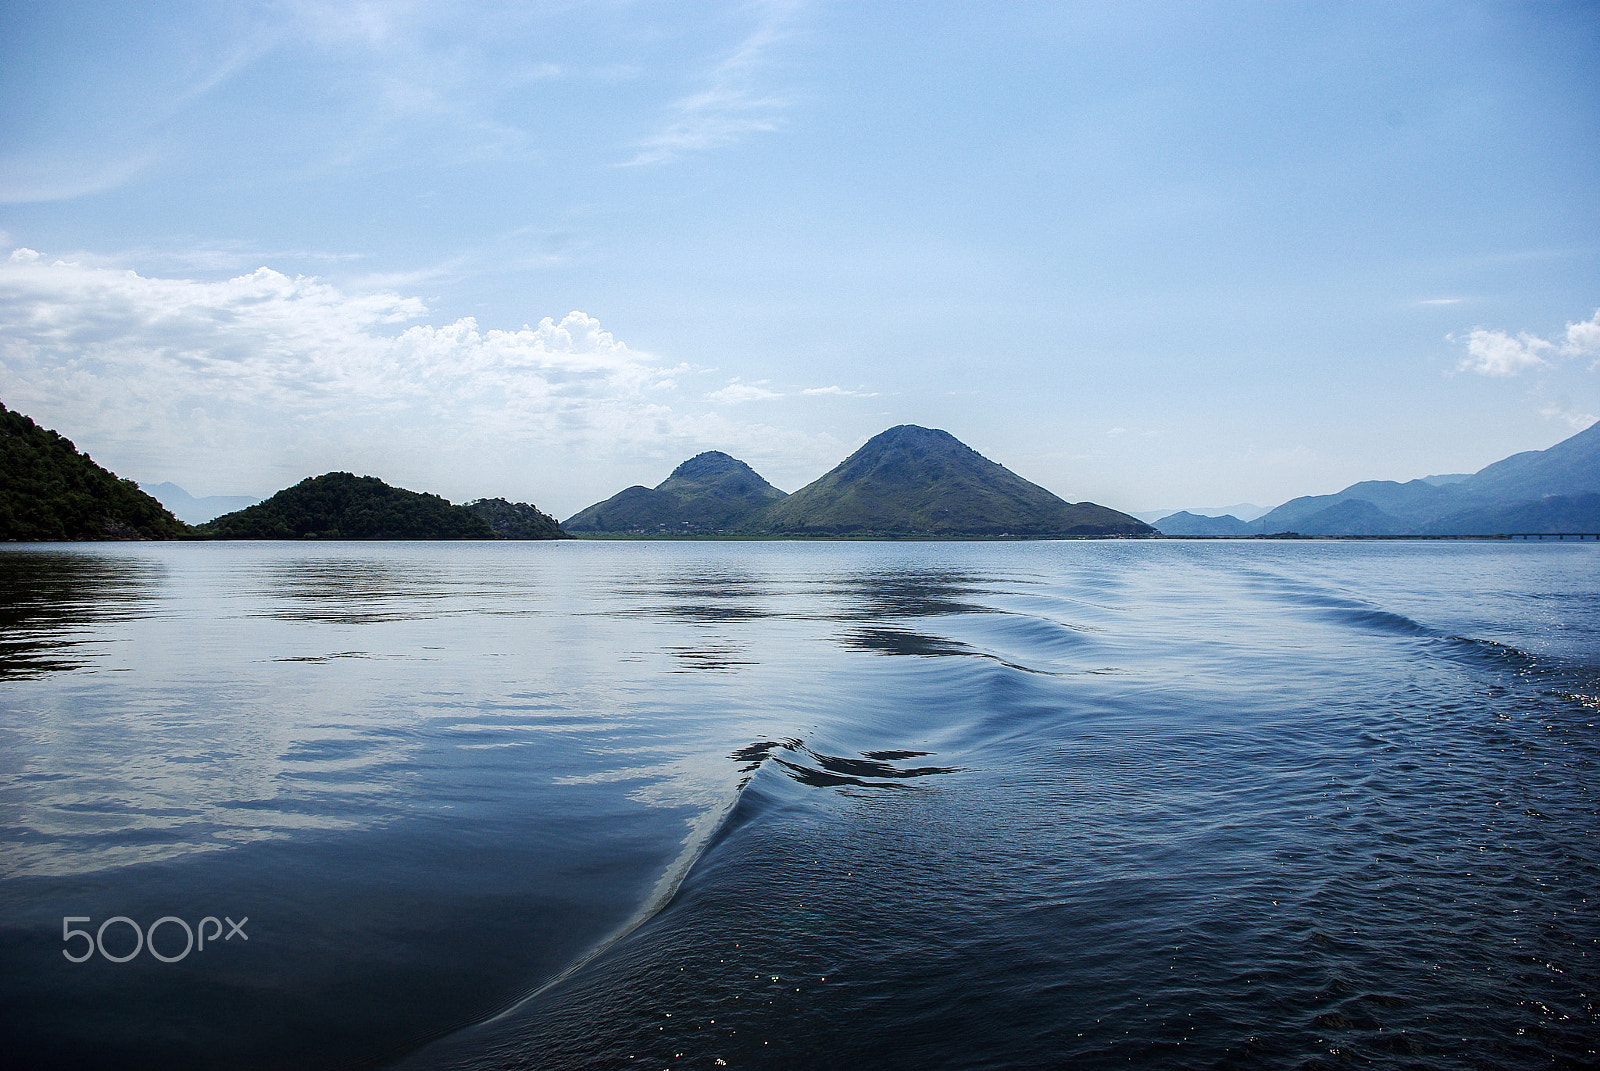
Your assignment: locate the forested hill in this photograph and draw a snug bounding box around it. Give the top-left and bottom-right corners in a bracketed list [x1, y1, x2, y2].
[466, 498, 571, 539]
[0, 402, 189, 540]
[201, 473, 496, 540]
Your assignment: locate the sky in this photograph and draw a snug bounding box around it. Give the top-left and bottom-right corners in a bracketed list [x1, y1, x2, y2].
[1, 0, 1597, 519]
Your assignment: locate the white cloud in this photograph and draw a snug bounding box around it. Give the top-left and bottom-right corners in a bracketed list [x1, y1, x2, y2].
[625, 2, 797, 165]
[1560, 308, 1600, 360]
[1454, 307, 1600, 376]
[1417, 297, 1463, 305]
[1456, 327, 1551, 376]
[708, 378, 782, 404]
[801, 385, 878, 397]
[0, 248, 854, 512]
[0, 251, 704, 495]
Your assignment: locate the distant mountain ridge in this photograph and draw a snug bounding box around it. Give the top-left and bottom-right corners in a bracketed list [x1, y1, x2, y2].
[1135, 503, 1266, 524]
[1152, 511, 1256, 537]
[18, 391, 1592, 542]
[564, 451, 786, 533]
[743, 425, 1152, 537]
[1254, 419, 1600, 535]
[141, 482, 261, 525]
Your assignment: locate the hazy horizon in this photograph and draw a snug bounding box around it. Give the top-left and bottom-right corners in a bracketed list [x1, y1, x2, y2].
[2, 1, 1596, 518]
[131, 412, 1585, 527]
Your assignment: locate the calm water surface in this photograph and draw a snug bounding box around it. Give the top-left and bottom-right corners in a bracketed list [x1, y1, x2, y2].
[0, 540, 1595, 1069]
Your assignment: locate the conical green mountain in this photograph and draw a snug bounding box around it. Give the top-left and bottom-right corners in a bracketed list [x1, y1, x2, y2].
[564, 451, 786, 533]
[742, 425, 1153, 537]
[201, 472, 495, 539]
[1, 401, 189, 540]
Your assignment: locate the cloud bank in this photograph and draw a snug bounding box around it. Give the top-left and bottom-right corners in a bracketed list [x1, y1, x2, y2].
[0, 249, 835, 507]
[1456, 308, 1600, 376]
[0, 248, 671, 430]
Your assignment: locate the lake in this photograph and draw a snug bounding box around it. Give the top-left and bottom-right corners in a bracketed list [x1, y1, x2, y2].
[1, 539, 1595, 1069]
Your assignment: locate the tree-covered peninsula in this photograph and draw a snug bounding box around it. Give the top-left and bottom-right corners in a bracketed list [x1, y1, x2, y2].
[466, 498, 572, 539]
[201, 472, 497, 540]
[0, 402, 189, 540]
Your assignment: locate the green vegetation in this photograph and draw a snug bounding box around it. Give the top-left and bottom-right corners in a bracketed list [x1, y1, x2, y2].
[565, 451, 787, 533]
[742, 425, 1153, 537]
[466, 498, 571, 539]
[201, 472, 496, 540]
[0, 402, 189, 540]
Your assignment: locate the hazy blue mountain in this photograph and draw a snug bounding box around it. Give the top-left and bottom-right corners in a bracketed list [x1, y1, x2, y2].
[201, 473, 495, 539]
[1417, 493, 1600, 536]
[1135, 503, 1266, 523]
[564, 451, 787, 534]
[1287, 499, 1405, 536]
[466, 498, 571, 539]
[1, 402, 188, 540]
[140, 482, 261, 525]
[1254, 478, 1460, 533]
[1462, 420, 1600, 502]
[743, 425, 1153, 538]
[1254, 420, 1600, 535]
[1153, 511, 1256, 536]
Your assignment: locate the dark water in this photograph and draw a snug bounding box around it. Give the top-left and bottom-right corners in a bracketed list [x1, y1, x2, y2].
[0, 540, 1595, 1070]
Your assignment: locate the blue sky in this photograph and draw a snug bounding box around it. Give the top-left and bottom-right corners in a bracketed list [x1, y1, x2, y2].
[1, 0, 1596, 518]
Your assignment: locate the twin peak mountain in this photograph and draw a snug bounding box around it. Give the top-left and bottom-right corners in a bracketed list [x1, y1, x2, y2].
[564, 425, 1152, 537]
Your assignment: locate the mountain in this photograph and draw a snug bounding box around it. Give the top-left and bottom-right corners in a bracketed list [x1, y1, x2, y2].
[564, 451, 787, 534]
[1135, 503, 1266, 523]
[140, 482, 261, 525]
[1289, 499, 1405, 536]
[466, 498, 572, 539]
[742, 425, 1153, 537]
[1254, 420, 1600, 535]
[1462, 421, 1600, 502]
[1255, 477, 1461, 533]
[0, 401, 189, 540]
[201, 473, 496, 539]
[1417, 493, 1600, 536]
[1153, 511, 1257, 536]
